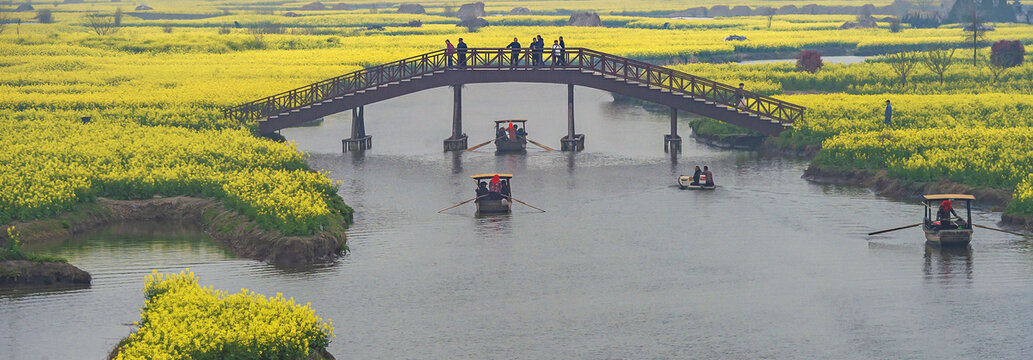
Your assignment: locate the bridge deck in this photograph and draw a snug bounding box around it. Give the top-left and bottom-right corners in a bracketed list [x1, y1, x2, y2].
[224, 48, 804, 137]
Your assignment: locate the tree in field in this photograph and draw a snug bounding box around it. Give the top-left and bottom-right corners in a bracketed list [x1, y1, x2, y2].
[35, 8, 53, 24]
[0, 10, 9, 35]
[922, 48, 956, 85]
[961, 2, 987, 66]
[84, 12, 120, 35]
[987, 40, 1025, 83]
[887, 52, 919, 86]
[763, 7, 777, 28]
[796, 50, 823, 73]
[990, 40, 1025, 68]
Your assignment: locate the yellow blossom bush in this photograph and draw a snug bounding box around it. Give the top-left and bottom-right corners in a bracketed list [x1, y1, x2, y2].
[115, 270, 334, 360]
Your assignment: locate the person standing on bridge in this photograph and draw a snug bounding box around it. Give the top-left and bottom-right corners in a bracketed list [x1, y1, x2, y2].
[445, 39, 455, 67]
[735, 83, 747, 110]
[456, 38, 468, 68]
[534, 35, 545, 66]
[507, 37, 521, 68]
[884, 100, 893, 127]
[552, 40, 565, 66]
[559, 36, 566, 64]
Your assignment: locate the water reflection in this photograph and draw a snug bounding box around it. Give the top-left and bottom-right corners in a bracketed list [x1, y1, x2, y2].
[443, 151, 459, 174]
[923, 244, 974, 284]
[474, 214, 513, 237]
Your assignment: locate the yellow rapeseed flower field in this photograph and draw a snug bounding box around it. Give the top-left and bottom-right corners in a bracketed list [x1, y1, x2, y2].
[115, 270, 334, 360]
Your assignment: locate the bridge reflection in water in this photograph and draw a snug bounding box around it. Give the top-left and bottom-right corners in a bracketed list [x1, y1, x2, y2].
[224, 48, 805, 152]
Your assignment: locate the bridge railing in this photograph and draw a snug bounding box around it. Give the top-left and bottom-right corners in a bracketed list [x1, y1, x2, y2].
[224, 48, 804, 126]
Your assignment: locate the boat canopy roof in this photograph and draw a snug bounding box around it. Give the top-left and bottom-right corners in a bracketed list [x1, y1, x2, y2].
[470, 173, 513, 180]
[494, 120, 527, 123]
[923, 194, 975, 200]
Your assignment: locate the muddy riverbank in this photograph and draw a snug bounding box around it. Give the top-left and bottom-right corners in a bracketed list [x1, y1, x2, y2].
[801, 166, 1029, 227]
[0, 260, 91, 288]
[2, 197, 347, 267]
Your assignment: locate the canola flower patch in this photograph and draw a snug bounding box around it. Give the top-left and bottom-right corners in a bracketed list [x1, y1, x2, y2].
[0, 120, 350, 235]
[115, 270, 334, 360]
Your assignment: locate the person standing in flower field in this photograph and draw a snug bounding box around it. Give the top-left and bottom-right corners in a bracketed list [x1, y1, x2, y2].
[884, 100, 893, 127]
[445, 39, 455, 67]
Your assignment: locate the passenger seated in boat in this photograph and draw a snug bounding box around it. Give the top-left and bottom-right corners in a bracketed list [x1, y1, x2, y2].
[488, 174, 503, 200]
[507, 122, 517, 141]
[496, 127, 507, 141]
[701, 166, 714, 186]
[935, 199, 960, 228]
[500, 179, 511, 198]
[691, 166, 702, 185]
[515, 125, 526, 139]
[476, 181, 489, 201]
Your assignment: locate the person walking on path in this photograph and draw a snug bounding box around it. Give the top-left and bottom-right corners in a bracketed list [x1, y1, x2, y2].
[735, 83, 746, 110]
[507, 37, 521, 68]
[456, 38, 468, 68]
[445, 39, 455, 67]
[884, 100, 893, 127]
[552, 40, 564, 66]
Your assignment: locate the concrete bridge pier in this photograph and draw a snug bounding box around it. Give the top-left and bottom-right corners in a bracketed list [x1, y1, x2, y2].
[560, 84, 585, 151]
[664, 107, 681, 153]
[443, 85, 468, 151]
[342, 106, 372, 152]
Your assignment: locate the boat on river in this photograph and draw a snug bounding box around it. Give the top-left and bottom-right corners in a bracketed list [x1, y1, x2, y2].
[922, 194, 974, 246]
[494, 120, 528, 153]
[677, 175, 715, 190]
[471, 173, 513, 215]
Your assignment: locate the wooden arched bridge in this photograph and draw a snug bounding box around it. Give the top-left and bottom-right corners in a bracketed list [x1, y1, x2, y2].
[224, 48, 804, 152]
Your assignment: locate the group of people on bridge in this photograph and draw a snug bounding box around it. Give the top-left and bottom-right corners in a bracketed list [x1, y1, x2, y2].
[444, 36, 569, 68]
[476, 175, 511, 202]
[689, 166, 716, 186]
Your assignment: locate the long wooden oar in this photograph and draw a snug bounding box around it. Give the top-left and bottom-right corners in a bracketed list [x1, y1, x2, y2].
[466, 136, 506, 152]
[437, 195, 486, 213]
[973, 223, 1026, 236]
[504, 195, 546, 212]
[868, 223, 922, 236]
[526, 138, 554, 151]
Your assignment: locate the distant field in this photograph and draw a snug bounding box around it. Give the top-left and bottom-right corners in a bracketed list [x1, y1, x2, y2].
[1, 0, 902, 16]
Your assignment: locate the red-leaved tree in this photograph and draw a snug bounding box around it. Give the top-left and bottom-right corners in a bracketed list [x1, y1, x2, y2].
[796, 50, 823, 73]
[990, 40, 1026, 68]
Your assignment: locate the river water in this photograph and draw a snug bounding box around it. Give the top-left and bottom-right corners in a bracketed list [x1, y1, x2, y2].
[3, 84, 1033, 359]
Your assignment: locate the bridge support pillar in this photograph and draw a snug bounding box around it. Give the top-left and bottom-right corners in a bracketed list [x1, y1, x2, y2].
[665, 107, 681, 153]
[443, 85, 468, 151]
[343, 106, 372, 152]
[561, 84, 584, 151]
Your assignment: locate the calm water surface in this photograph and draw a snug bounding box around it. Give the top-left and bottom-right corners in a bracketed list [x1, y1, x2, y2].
[2, 84, 1033, 359]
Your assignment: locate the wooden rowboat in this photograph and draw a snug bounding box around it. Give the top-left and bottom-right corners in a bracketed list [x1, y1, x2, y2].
[494, 120, 528, 154]
[922, 194, 974, 246]
[677, 175, 716, 190]
[470, 173, 513, 215]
